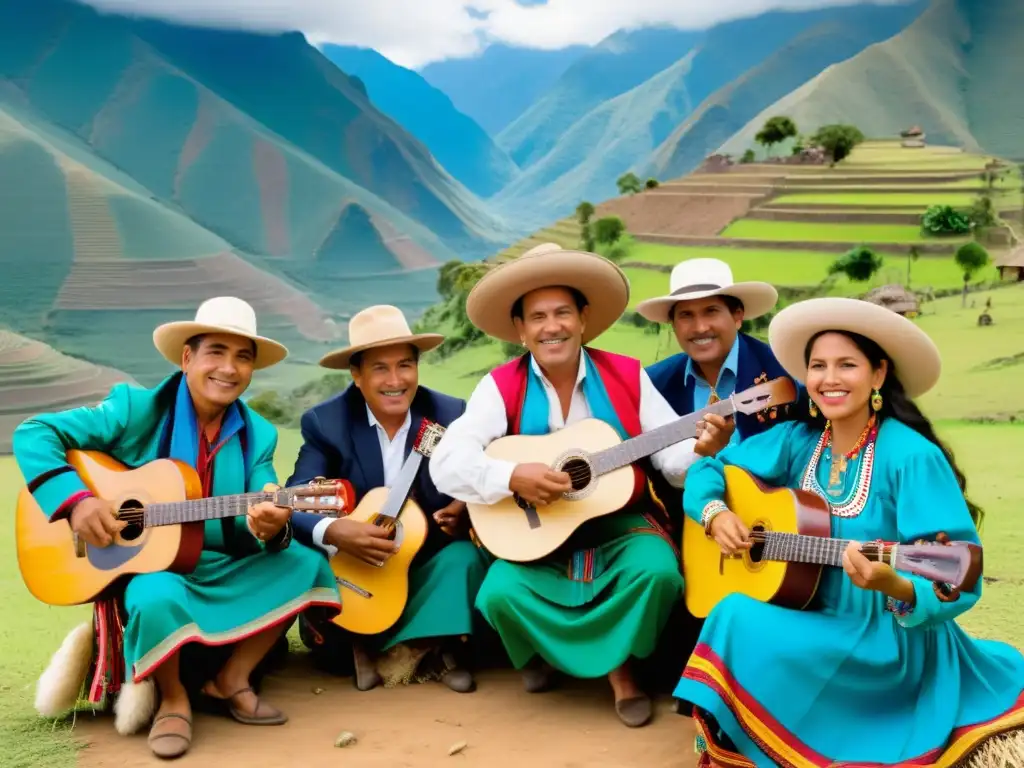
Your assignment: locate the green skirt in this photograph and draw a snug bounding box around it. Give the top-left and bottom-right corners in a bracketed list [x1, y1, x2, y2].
[123, 544, 340, 681]
[474, 512, 683, 678]
[377, 540, 488, 651]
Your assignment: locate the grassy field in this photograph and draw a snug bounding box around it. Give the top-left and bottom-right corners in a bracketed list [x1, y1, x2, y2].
[719, 219, 959, 243]
[770, 192, 995, 208]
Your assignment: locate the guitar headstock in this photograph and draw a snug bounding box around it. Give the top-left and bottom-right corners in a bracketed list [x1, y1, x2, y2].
[891, 537, 983, 593]
[414, 419, 446, 458]
[731, 377, 798, 415]
[278, 477, 354, 516]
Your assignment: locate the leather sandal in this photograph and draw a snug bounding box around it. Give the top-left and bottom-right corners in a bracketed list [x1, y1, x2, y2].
[199, 685, 288, 726]
[615, 695, 653, 728]
[147, 712, 192, 759]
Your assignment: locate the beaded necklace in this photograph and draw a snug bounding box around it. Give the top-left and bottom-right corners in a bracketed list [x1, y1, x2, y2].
[822, 413, 878, 496]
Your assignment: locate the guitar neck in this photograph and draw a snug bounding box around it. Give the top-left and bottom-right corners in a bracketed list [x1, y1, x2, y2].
[591, 397, 738, 475]
[757, 531, 891, 569]
[145, 492, 272, 526]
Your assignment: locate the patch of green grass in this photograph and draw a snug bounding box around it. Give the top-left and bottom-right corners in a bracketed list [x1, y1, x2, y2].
[770, 193, 1009, 208]
[719, 219, 954, 244]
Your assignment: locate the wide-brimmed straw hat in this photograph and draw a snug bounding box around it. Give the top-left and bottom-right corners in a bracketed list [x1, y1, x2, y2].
[319, 304, 444, 369]
[768, 297, 941, 398]
[635, 258, 778, 323]
[465, 243, 630, 344]
[152, 296, 288, 369]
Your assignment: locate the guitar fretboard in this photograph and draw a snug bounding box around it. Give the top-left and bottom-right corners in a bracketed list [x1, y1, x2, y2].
[760, 531, 890, 567]
[145, 492, 273, 526]
[591, 398, 738, 475]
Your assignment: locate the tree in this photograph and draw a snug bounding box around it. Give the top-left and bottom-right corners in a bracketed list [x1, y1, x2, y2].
[575, 201, 595, 225]
[968, 194, 997, 238]
[592, 215, 626, 245]
[906, 245, 920, 287]
[810, 124, 865, 165]
[954, 242, 990, 307]
[740, 149, 756, 164]
[755, 116, 798, 157]
[645, 178, 660, 189]
[828, 246, 883, 283]
[616, 172, 642, 195]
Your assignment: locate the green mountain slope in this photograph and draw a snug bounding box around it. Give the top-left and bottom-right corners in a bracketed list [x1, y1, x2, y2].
[321, 45, 519, 199]
[717, 0, 1024, 162]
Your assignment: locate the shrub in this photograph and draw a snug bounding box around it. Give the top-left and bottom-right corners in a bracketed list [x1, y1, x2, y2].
[921, 205, 972, 236]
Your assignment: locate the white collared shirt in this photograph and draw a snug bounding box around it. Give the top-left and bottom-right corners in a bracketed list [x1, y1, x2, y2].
[312, 405, 412, 556]
[428, 351, 699, 506]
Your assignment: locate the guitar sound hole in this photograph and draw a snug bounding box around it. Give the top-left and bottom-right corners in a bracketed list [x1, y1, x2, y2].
[749, 524, 766, 563]
[560, 458, 591, 492]
[118, 499, 145, 542]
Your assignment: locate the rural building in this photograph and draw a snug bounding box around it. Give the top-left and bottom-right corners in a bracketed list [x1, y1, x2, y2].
[863, 284, 920, 316]
[900, 125, 926, 148]
[997, 246, 1024, 282]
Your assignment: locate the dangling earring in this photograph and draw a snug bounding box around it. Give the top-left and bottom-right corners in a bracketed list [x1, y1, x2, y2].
[871, 389, 883, 412]
[808, 400, 818, 418]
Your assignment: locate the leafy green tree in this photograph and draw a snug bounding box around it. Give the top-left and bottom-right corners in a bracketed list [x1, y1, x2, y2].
[575, 201, 595, 224]
[616, 172, 642, 195]
[593, 215, 626, 244]
[755, 116, 798, 156]
[907, 245, 920, 287]
[740, 149, 756, 164]
[954, 242, 990, 307]
[810, 124, 865, 165]
[969, 194, 997, 237]
[645, 178, 660, 189]
[828, 246, 883, 283]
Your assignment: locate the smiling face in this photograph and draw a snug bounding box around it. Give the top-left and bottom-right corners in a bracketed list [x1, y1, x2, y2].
[182, 333, 256, 415]
[512, 286, 588, 374]
[350, 343, 419, 422]
[805, 332, 888, 423]
[671, 296, 743, 367]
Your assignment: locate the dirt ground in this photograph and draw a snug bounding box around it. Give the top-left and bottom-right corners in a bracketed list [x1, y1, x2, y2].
[595, 192, 758, 238]
[73, 662, 696, 768]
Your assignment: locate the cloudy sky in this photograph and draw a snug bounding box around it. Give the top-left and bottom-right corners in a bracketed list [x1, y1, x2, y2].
[81, 0, 908, 69]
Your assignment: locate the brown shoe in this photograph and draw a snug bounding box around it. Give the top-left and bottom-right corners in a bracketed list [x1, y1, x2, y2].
[615, 695, 653, 728]
[352, 643, 381, 691]
[440, 666, 476, 693]
[147, 712, 192, 759]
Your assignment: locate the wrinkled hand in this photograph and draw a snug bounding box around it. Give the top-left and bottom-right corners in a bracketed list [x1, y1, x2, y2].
[247, 483, 292, 542]
[842, 541, 908, 598]
[509, 463, 572, 507]
[709, 510, 752, 557]
[694, 413, 735, 458]
[325, 517, 397, 566]
[70, 496, 125, 548]
[433, 499, 468, 536]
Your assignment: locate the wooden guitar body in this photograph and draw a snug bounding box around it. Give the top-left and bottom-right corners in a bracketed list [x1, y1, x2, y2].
[682, 465, 831, 618]
[329, 487, 429, 636]
[16, 450, 204, 606]
[466, 418, 637, 563]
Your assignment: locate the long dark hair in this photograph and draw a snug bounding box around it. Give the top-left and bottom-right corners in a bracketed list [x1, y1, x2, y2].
[796, 330, 983, 528]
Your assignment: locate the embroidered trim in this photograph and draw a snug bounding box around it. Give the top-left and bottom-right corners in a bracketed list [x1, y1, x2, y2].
[885, 596, 913, 617]
[801, 430, 874, 518]
[567, 548, 597, 583]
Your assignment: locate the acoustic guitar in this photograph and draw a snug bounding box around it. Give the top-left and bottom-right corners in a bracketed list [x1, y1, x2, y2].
[16, 450, 349, 606]
[467, 377, 797, 563]
[682, 465, 984, 618]
[329, 419, 446, 636]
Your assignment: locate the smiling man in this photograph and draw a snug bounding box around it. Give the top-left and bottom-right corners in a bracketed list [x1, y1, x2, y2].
[14, 297, 341, 759]
[638, 258, 799, 530]
[429, 244, 716, 728]
[289, 305, 486, 694]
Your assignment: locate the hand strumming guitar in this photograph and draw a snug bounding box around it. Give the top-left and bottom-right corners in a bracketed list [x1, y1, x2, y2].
[70, 496, 126, 548]
[325, 517, 398, 566]
[709, 511, 752, 557]
[509, 463, 572, 507]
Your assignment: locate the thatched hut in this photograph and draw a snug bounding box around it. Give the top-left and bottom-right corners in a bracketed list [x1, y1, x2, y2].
[862, 284, 920, 316]
[997, 245, 1024, 282]
[900, 125, 926, 148]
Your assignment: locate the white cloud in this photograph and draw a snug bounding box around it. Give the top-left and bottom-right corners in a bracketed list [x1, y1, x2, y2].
[80, 0, 911, 69]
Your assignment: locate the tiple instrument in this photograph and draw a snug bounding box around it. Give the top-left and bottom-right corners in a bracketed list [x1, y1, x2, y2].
[16, 450, 349, 606]
[328, 419, 446, 635]
[467, 377, 798, 563]
[682, 465, 983, 618]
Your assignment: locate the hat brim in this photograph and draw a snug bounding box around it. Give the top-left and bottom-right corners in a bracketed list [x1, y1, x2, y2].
[635, 282, 778, 323]
[767, 297, 941, 398]
[153, 322, 289, 370]
[466, 250, 630, 344]
[318, 333, 445, 370]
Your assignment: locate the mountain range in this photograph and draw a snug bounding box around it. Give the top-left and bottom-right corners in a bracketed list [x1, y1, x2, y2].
[0, 0, 1020, 392]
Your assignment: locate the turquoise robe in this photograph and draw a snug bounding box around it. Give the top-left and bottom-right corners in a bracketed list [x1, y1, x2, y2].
[13, 373, 341, 683]
[674, 418, 1024, 767]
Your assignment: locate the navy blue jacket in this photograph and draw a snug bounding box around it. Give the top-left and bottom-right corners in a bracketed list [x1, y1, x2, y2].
[644, 333, 803, 531]
[288, 384, 467, 563]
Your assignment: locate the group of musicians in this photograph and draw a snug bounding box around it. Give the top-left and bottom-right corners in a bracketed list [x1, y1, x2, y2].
[13, 244, 1024, 765]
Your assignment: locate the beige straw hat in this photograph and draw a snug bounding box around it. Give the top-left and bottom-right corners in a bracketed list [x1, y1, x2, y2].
[319, 304, 444, 369]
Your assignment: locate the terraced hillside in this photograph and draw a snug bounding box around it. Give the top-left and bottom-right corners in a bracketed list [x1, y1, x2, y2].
[417, 142, 1021, 414]
[0, 331, 134, 452]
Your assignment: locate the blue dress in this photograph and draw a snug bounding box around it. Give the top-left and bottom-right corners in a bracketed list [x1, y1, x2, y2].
[673, 418, 1024, 767]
